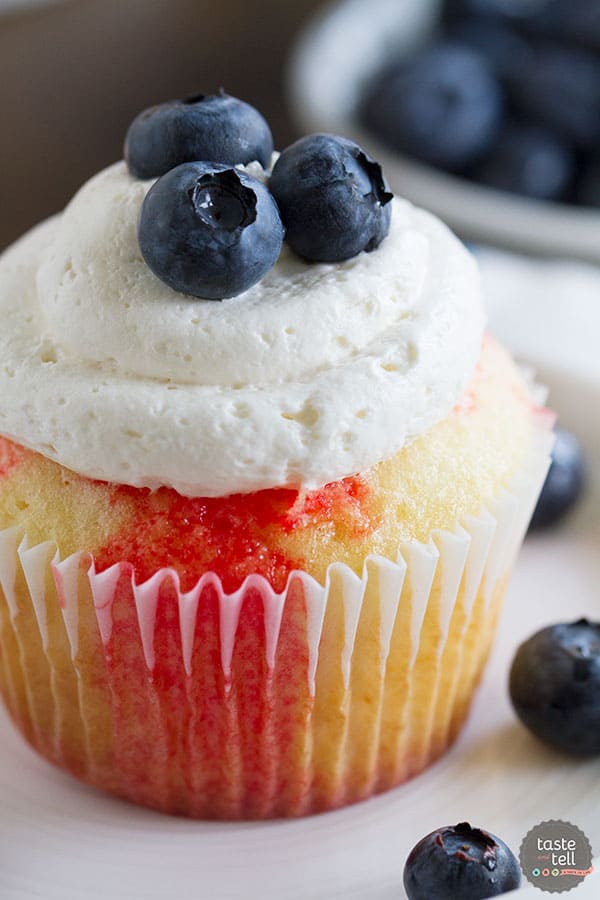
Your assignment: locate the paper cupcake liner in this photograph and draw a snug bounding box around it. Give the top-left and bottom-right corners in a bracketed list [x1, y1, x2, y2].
[0, 416, 553, 819]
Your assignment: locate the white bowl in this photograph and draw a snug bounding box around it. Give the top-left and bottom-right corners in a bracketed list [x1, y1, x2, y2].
[289, 0, 600, 261]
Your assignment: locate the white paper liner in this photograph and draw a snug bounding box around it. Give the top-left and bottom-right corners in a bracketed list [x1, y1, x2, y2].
[0, 414, 553, 818]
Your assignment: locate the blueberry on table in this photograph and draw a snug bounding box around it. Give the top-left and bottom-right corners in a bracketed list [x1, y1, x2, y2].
[404, 822, 521, 900]
[360, 43, 504, 173]
[529, 428, 585, 530]
[514, 44, 600, 150]
[138, 162, 283, 300]
[125, 92, 274, 179]
[509, 620, 600, 756]
[474, 124, 574, 202]
[270, 134, 393, 263]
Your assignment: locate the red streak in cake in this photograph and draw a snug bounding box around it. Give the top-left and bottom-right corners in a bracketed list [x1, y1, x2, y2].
[0, 437, 29, 478]
[95, 474, 375, 593]
[285, 474, 376, 535]
[97, 486, 300, 594]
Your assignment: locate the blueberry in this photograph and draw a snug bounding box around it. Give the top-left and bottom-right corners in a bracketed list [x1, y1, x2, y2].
[138, 162, 283, 300]
[514, 44, 600, 150]
[269, 134, 393, 263]
[125, 92, 274, 179]
[525, 0, 600, 54]
[509, 620, 600, 756]
[404, 822, 521, 900]
[442, 0, 550, 26]
[360, 43, 504, 173]
[576, 156, 600, 208]
[474, 124, 574, 201]
[529, 428, 585, 530]
[446, 19, 532, 84]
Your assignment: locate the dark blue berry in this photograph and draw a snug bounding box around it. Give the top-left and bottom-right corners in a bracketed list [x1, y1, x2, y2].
[404, 822, 521, 900]
[529, 428, 585, 530]
[361, 43, 504, 173]
[125, 92, 274, 179]
[446, 19, 532, 84]
[475, 124, 574, 201]
[526, 0, 600, 54]
[509, 620, 600, 756]
[514, 44, 600, 150]
[443, 0, 550, 24]
[138, 162, 283, 300]
[269, 134, 392, 263]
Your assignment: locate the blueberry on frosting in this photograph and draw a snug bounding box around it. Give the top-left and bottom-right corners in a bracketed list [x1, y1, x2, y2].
[125, 92, 274, 179]
[270, 134, 393, 262]
[129, 95, 395, 297]
[138, 162, 283, 300]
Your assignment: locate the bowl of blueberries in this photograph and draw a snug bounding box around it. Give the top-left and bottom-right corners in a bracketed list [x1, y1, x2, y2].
[290, 0, 600, 260]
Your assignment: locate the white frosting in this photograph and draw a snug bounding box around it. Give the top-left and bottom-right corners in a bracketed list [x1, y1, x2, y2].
[0, 161, 484, 497]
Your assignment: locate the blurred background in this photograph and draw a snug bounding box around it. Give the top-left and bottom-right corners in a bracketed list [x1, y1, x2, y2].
[0, 0, 323, 249]
[4, 0, 600, 259]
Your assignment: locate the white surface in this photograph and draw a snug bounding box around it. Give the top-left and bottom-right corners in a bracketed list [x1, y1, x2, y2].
[481, 249, 600, 387]
[289, 0, 600, 262]
[0, 163, 482, 497]
[0, 254, 599, 897]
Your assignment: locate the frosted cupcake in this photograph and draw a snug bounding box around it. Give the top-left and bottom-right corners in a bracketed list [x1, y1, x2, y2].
[0, 94, 552, 818]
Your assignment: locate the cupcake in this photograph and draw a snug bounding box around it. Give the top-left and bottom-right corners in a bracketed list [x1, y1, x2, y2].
[0, 93, 552, 819]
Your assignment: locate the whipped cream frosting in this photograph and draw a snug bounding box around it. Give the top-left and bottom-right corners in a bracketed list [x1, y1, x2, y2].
[0, 161, 484, 497]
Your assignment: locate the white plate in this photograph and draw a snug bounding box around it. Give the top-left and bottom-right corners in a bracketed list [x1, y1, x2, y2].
[289, 0, 600, 263]
[0, 260, 599, 898]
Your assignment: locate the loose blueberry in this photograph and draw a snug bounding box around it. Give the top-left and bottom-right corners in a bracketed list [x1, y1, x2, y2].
[514, 44, 600, 150]
[576, 156, 600, 208]
[269, 134, 393, 263]
[138, 162, 283, 300]
[529, 428, 585, 530]
[404, 822, 521, 900]
[474, 124, 574, 201]
[125, 92, 274, 179]
[360, 43, 504, 173]
[509, 620, 600, 756]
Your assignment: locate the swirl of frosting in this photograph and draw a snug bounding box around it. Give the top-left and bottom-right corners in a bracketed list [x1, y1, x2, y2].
[0, 161, 484, 497]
